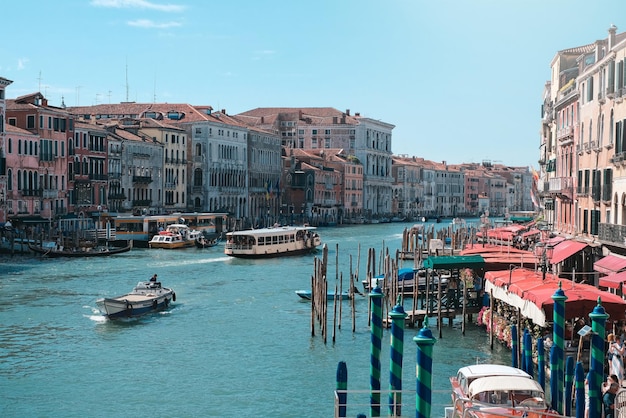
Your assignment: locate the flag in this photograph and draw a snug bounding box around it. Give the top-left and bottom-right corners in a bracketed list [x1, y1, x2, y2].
[530, 167, 542, 209]
[265, 181, 269, 200]
[275, 177, 280, 199]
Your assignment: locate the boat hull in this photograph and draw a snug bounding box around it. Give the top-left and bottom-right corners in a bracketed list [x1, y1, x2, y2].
[96, 284, 176, 319]
[295, 290, 351, 300]
[29, 243, 132, 258]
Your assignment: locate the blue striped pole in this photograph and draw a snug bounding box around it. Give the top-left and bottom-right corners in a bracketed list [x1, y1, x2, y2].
[524, 329, 533, 378]
[537, 337, 545, 391]
[564, 356, 574, 417]
[511, 324, 518, 368]
[336, 361, 348, 418]
[520, 328, 527, 372]
[574, 362, 585, 418]
[414, 317, 436, 418]
[369, 286, 383, 417]
[589, 298, 609, 418]
[552, 282, 567, 414]
[388, 300, 407, 416]
[550, 345, 558, 411]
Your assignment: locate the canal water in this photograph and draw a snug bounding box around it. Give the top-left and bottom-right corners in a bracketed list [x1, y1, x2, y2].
[0, 220, 509, 417]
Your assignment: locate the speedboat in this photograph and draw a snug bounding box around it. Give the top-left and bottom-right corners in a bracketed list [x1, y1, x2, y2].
[96, 281, 176, 319]
[149, 224, 202, 249]
[448, 364, 552, 418]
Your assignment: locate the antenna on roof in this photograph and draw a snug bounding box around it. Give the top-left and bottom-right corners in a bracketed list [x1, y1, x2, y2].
[125, 59, 129, 102]
[37, 71, 43, 93]
[153, 73, 157, 103]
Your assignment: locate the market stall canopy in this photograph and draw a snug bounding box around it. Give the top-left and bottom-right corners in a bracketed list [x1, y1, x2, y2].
[549, 240, 588, 264]
[599, 270, 626, 289]
[422, 255, 485, 270]
[484, 268, 626, 326]
[594, 254, 626, 275]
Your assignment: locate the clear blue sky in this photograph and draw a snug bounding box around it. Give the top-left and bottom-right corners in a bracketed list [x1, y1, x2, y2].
[3, 0, 626, 168]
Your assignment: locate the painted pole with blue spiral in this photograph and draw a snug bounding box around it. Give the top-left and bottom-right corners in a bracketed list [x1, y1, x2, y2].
[552, 282, 567, 414]
[369, 286, 383, 417]
[589, 298, 609, 418]
[388, 299, 407, 417]
[414, 317, 436, 418]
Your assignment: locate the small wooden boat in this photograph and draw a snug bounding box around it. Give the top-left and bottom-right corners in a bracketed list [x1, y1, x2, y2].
[295, 289, 352, 301]
[28, 243, 132, 258]
[96, 280, 176, 319]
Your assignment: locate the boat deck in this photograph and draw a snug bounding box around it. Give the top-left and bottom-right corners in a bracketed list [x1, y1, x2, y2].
[113, 294, 155, 302]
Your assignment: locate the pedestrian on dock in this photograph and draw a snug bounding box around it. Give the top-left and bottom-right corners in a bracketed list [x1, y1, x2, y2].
[602, 374, 619, 418]
[608, 334, 625, 383]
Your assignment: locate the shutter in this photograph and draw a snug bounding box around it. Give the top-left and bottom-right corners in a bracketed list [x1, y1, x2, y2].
[609, 60, 616, 92]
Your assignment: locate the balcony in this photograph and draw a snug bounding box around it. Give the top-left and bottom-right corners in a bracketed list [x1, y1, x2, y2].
[132, 175, 153, 184]
[556, 126, 574, 141]
[43, 189, 59, 199]
[192, 186, 204, 193]
[599, 223, 626, 247]
[89, 173, 109, 181]
[108, 193, 127, 200]
[132, 199, 151, 207]
[22, 189, 43, 197]
[548, 177, 574, 200]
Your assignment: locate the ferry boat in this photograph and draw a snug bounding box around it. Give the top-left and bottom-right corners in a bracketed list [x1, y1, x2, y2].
[224, 225, 321, 258]
[148, 224, 202, 249]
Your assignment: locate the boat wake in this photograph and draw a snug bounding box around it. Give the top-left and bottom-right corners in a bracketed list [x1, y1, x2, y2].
[152, 256, 230, 267]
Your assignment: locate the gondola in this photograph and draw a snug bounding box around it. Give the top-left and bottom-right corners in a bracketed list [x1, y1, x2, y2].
[28, 243, 132, 258]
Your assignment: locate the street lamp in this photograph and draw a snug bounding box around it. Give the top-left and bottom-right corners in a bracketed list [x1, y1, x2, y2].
[534, 241, 554, 281]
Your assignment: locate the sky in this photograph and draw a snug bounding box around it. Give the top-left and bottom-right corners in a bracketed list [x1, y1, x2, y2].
[3, 0, 626, 168]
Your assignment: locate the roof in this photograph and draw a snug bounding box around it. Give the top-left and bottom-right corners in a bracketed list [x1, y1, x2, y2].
[594, 254, 626, 275]
[549, 240, 588, 264]
[457, 364, 531, 380]
[484, 268, 626, 325]
[422, 255, 485, 270]
[468, 376, 544, 399]
[599, 270, 626, 289]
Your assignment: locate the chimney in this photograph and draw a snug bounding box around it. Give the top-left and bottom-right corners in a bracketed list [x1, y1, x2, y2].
[355, 112, 360, 117]
[261, 116, 264, 124]
[221, 109, 226, 114]
[346, 109, 350, 116]
[609, 24, 617, 50]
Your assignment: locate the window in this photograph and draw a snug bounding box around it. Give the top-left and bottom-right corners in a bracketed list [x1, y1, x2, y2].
[27, 115, 35, 129]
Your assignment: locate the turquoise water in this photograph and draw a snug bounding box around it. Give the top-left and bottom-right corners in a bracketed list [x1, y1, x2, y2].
[0, 221, 509, 417]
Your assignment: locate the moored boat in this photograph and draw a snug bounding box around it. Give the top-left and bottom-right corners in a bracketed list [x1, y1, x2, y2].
[295, 289, 352, 301]
[224, 225, 321, 258]
[363, 267, 449, 292]
[28, 243, 132, 258]
[448, 364, 555, 418]
[149, 224, 202, 249]
[96, 280, 176, 319]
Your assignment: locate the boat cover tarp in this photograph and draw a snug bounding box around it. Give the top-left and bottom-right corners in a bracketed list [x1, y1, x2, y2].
[594, 254, 626, 275]
[599, 270, 626, 289]
[422, 255, 485, 270]
[549, 240, 588, 264]
[468, 375, 544, 399]
[484, 268, 626, 326]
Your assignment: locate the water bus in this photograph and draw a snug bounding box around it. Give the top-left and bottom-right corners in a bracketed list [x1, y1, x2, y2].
[224, 225, 321, 258]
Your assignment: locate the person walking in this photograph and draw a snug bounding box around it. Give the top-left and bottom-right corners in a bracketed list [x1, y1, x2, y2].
[609, 335, 625, 383]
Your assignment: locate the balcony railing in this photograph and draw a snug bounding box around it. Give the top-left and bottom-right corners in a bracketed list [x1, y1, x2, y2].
[108, 193, 127, 200]
[89, 173, 109, 181]
[132, 175, 153, 183]
[21, 189, 43, 197]
[132, 199, 151, 207]
[43, 189, 59, 199]
[599, 223, 626, 247]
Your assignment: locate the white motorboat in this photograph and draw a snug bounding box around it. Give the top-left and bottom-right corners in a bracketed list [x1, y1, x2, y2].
[96, 280, 176, 319]
[149, 224, 202, 249]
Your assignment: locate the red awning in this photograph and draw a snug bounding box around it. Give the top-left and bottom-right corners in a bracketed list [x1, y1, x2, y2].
[549, 240, 588, 264]
[594, 254, 626, 275]
[599, 270, 626, 289]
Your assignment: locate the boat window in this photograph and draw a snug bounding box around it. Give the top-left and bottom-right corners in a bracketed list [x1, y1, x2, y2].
[272, 236, 278, 245]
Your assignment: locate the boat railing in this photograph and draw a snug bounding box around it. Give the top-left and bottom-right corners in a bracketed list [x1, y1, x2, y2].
[452, 396, 570, 418]
[333, 388, 450, 418]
